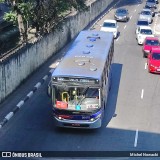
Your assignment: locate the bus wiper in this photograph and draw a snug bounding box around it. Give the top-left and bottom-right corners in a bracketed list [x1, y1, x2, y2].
[78, 96, 85, 105]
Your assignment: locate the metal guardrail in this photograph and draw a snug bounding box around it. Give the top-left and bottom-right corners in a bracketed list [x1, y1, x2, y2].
[0, 43, 25, 61]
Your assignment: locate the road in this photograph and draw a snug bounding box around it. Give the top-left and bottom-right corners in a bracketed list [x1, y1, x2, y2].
[0, 0, 160, 159]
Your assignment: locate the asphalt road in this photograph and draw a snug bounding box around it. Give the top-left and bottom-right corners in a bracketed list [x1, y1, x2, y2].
[0, 0, 160, 159]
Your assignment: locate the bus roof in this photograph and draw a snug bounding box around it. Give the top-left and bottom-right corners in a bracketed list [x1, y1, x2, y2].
[52, 30, 113, 80]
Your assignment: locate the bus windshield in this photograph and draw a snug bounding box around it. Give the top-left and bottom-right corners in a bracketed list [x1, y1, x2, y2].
[54, 85, 100, 111]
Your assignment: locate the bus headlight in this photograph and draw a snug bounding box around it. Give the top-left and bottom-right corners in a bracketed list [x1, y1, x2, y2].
[90, 118, 95, 121]
[90, 114, 101, 121]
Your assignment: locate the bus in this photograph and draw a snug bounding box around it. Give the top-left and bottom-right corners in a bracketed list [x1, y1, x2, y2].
[47, 30, 114, 128]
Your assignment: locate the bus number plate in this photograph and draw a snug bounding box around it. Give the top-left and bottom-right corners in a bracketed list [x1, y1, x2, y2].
[72, 123, 80, 127]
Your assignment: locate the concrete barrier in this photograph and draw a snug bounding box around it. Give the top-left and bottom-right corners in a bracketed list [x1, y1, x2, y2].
[0, 0, 113, 103]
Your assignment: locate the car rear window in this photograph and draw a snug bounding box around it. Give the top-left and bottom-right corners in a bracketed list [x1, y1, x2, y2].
[103, 22, 116, 28]
[152, 53, 160, 60]
[145, 40, 159, 46]
[137, 21, 149, 26]
[147, 0, 155, 2]
[116, 9, 127, 14]
[141, 11, 151, 15]
[140, 29, 152, 35]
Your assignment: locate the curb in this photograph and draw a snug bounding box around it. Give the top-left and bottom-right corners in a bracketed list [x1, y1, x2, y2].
[0, 69, 54, 129]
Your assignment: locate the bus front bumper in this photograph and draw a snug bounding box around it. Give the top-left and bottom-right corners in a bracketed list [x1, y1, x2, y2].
[53, 116, 102, 129]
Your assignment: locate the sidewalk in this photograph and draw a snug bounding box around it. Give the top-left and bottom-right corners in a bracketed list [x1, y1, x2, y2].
[153, 3, 160, 35]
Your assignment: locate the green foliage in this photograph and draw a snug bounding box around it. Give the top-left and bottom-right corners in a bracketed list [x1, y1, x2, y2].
[2, 0, 87, 37]
[18, 2, 34, 23]
[3, 11, 17, 25]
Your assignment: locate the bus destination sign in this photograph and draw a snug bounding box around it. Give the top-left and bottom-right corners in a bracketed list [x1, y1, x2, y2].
[52, 77, 99, 84]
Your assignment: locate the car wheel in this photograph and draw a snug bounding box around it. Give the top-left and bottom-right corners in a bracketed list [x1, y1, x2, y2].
[143, 53, 146, 58]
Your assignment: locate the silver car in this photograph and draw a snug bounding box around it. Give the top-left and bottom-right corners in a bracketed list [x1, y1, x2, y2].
[139, 9, 153, 24]
[114, 8, 129, 22]
[146, 0, 157, 9]
[144, 5, 155, 17]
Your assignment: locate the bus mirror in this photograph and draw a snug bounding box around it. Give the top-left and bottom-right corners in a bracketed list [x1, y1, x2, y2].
[47, 81, 52, 97]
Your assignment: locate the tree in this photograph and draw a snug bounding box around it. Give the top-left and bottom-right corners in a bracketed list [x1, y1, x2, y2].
[0, 0, 33, 42]
[0, 0, 87, 41]
[32, 0, 87, 35]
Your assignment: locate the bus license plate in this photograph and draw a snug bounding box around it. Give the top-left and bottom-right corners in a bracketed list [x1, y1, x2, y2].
[72, 123, 80, 127]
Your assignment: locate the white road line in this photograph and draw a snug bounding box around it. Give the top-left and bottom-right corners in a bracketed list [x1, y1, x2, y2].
[130, 16, 132, 20]
[124, 25, 126, 29]
[134, 129, 139, 147]
[145, 63, 147, 69]
[34, 82, 41, 89]
[141, 89, 144, 99]
[135, 9, 136, 12]
[138, 4, 140, 6]
[5, 112, 14, 121]
[43, 75, 48, 81]
[116, 37, 119, 41]
[27, 91, 33, 98]
[16, 100, 24, 108]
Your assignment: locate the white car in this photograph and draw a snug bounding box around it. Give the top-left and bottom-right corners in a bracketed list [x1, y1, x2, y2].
[139, 9, 153, 24]
[100, 20, 118, 38]
[136, 26, 154, 44]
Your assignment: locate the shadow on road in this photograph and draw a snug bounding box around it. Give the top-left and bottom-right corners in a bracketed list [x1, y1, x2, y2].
[104, 63, 122, 127]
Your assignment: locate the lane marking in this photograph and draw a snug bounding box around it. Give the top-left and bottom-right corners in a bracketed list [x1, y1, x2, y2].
[27, 91, 33, 98]
[141, 89, 144, 99]
[134, 129, 139, 147]
[145, 63, 147, 69]
[34, 82, 41, 89]
[138, 4, 140, 6]
[134, 9, 136, 12]
[43, 75, 48, 81]
[5, 112, 14, 121]
[16, 100, 24, 108]
[124, 25, 126, 29]
[130, 16, 132, 20]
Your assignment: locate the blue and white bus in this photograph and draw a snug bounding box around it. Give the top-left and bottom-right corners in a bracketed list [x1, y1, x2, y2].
[48, 30, 114, 128]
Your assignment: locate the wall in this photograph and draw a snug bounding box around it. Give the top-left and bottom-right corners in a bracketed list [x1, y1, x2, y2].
[0, 0, 114, 103]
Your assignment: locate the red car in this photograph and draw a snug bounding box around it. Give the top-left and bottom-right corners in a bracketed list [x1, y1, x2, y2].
[143, 37, 160, 58]
[148, 47, 160, 73]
